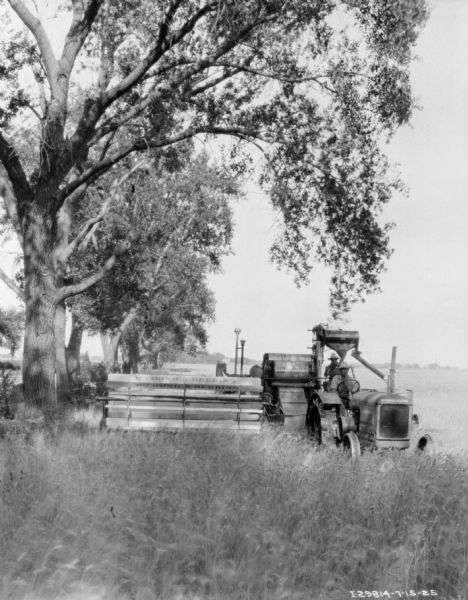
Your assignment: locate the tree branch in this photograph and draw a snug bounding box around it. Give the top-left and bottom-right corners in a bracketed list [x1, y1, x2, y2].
[97, 0, 113, 95]
[0, 177, 24, 248]
[100, 30, 257, 139]
[60, 129, 194, 201]
[62, 157, 148, 261]
[0, 267, 25, 302]
[7, 0, 59, 96]
[25, 101, 44, 122]
[156, 0, 185, 49]
[59, 0, 103, 87]
[92, 21, 265, 145]
[61, 125, 268, 203]
[103, 2, 217, 108]
[68, 6, 269, 174]
[103, 304, 139, 358]
[117, 306, 139, 339]
[54, 178, 93, 268]
[213, 61, 337, 93]
[0, 131, 32, 219]
[63, 211, 105, 263]
[152, 238, 174, 283]
[98, 130, 117, 161]
[57, 241, 130, 301]
[190, 67, 242, 96]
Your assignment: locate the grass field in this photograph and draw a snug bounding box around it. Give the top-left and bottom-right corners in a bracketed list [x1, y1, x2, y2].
[1, 407, 468, 600]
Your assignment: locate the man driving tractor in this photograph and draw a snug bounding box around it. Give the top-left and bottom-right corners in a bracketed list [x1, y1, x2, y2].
[329, 362, 353, 390]
[330, 362, 359, 408]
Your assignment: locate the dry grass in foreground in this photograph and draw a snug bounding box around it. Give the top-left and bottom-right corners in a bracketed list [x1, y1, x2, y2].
[0, 409, 467, 600]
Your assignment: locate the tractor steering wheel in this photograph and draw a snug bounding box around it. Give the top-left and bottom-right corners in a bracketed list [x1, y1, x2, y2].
[337, 379, 360, 396]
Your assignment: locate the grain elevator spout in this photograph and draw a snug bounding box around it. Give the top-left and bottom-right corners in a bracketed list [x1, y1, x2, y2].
[351, 350, 386, 381]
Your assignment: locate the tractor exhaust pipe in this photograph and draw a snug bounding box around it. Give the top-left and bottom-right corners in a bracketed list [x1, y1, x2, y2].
[389, 346, 397, 394]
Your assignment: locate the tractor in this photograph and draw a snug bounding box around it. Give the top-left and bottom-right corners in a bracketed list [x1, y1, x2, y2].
[261, 325, 433, 456]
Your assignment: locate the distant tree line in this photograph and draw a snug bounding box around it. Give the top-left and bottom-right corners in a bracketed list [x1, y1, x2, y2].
[354, 362, 462, 370]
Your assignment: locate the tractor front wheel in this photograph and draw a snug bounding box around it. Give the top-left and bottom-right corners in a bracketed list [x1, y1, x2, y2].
[342, 432, 361, 459]
[415, 434, 435, 455]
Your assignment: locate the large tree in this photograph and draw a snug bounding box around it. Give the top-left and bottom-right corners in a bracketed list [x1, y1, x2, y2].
[68, 153, 235, 373]
[123, 253, 217, 372]
[0, 0, 428, 411]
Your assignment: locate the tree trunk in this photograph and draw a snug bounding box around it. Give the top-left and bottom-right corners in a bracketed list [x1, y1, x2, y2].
[22, 206, 58, 412]
[100, 331, 119, 371]
[127, 333, 140, 374]
[66, 311, 84, 382]
[54, 299, 70, 403]
[151, 350, 162, 369]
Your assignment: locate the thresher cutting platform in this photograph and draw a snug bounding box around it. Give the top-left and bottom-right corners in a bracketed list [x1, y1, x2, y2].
[101, 374, 265, 432]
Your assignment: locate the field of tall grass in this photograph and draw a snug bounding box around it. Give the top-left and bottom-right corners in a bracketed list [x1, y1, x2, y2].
[1, 408, 468, 600]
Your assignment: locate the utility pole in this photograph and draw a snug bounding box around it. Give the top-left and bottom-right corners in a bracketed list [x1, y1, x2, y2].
[234, 328, 241, 374]
[240, 339, 246, 375]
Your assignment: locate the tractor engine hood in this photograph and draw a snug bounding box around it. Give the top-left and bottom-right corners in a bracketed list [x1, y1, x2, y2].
[349, 389, 413, 410]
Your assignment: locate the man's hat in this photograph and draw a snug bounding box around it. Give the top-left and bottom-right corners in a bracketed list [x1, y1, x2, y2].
[339, 362, 350, 369]
[328, 354, 339, 361]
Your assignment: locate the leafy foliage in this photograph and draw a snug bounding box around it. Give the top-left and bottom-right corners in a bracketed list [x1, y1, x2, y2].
[0, 368, 16, 418]
[0, 0, 428, 317]
[68, 153, 236, 362]
[0, 308, 24, 357]
[137, 252, 217, 363]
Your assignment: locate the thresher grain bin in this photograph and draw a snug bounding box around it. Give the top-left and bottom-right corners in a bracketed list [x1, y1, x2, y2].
[261, 325, 433, 456]
[261, 353, 316, 430]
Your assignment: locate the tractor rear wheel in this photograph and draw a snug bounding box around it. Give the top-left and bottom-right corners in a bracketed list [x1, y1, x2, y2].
[342, 432, 361, 459]
[305, 400, 322, 444]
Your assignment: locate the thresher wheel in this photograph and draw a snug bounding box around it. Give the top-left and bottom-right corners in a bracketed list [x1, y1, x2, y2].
[342, 432, 361, 459]
[415, 434, 435, 455]
[305, 399, 322, 444]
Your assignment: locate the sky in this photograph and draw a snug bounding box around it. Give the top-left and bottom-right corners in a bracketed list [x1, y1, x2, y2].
[205, 0, 468, 367]
[0, 1, 467, 368]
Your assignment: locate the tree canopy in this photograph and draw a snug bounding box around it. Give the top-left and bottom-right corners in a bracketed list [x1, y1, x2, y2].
[68, 152, 237, 369]
[0, 0, 428, 408]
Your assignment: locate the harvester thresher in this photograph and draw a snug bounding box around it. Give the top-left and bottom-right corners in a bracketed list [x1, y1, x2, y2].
[101, 324, 432, 455]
